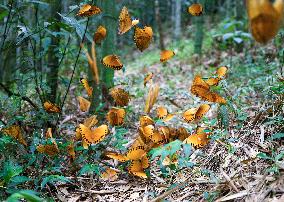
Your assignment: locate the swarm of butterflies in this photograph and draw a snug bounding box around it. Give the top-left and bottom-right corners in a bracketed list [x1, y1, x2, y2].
[1, 0, 283, 180]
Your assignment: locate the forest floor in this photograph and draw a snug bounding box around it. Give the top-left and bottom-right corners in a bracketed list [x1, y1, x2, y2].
[56, 38, 284, 202]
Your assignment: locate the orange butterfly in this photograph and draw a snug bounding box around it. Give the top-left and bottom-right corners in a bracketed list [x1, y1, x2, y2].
[177, 127, 189, 141]
[106, 107, 126, 126]
[160, 50, 175, 62]
[187, 3, 203, 16]
[77, 4, 102, 17]
[75, 115, 98, 149]
[183, 128, 210, 149]
[156, 106, 175, 122]
[206, 66, 228, 86]
[109, 87, 130, 107]
[139, 115, 154, 127]
[183, 104, 210, 123]
[37, 142, 59, 156]
[126, 145, 146, 160]
[105, 152, 129, 162]
[102, 55, 123, 70]
[94, 25, 107, 44]
[67, 142, 76, 161]
[1, 125, 27, 146]
[144, 72, 153, 87]
[118, 6, 132, 35]
[78, 124, 108, 145]
[190, 75, 226, 104]
[80, 78, 93, 97]
[128, 155, 149, 179]
[77, 96, 91, 112]
[134, 26, 153, 52]
[101, 167, 118, 181]
[141, 125, 164, 144]
[247, 0, 283, 43]
[43, 101, 61, 113]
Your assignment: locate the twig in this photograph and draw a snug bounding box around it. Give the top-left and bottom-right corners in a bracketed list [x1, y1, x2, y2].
[0, 82, 38, 110]
[55, 16, 91, 129]
[221, 168, 239, 192]
[77, 189, 117, 195]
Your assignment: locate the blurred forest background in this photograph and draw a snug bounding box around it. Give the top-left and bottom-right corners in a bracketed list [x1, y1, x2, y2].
[0, 0, 284, 201]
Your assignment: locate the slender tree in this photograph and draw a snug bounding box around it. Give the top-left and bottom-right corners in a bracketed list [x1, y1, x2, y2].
[154, 0, 165, 50]
[174, 0, 181, 40]
[47, 0, 61, 102]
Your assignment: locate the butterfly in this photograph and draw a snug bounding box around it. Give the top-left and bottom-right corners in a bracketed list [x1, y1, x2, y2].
[101, 168, 118, 181]
[80, 78, 93, 97]
[67, 142, 76, 161]
[106, 107, 126, 126]
[102, 55, 123, 70]
[144, 72, 153, 87]
[139, 115, 154, 127]
[128, 155, 149, 178]
[77, 96, 91, 112]
[105, 152, 129, 162]
[206, 66, 228, 86]
[109, 87, 130, 107]
[126, 145, 146, 160]
[160, 50, 175, 62]
[144, 83, 160, 113]
[78, 124, 108, 145]
[187, 3, 203, 16]
[75, 115, 98, 140]
[37, 142, 59, 156]
[183, 127, 210, 149]
[177, 127, 189, 141]
[247, 0, 283, 43]
[43, 101, 61, 113]
[190, 75, 226, 104]
[141, 125, 164, 144]
[118, 6, 132, 35]
[183, 104, 210, 123]
[156, 106, 175, 122]
[77, 4, 102, 17]
[158, 126, 170, 142]
[45, 128, 53, 138]
[94, 25, 107, 44]
[134, 26, 153, 52]
[1, 125, 27, 146]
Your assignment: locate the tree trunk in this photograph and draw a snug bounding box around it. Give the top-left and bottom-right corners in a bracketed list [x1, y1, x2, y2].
[174, 0, 181, 40]
[90, 0, 116, 113]
[47, 0, 61, 102]
[154, 0, 165, 50]
[194, 17, 204, 55]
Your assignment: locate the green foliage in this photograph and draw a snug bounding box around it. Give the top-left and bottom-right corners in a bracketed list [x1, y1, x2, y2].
[6, 190, 44, 202]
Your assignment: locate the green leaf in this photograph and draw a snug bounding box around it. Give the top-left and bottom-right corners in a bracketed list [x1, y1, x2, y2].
[79, 164, 100, 176]
[41, 175, 70, 189]
[7, 190, 44, 202]
[8, 176, 31, 187]
[58, 13, 92, 42]
[268, 133, 284, 141]
[257, 153, 273, 160]
[1, 162, 23, 184]
[0, 10, 8, 21]
[275, 152, 284, 161]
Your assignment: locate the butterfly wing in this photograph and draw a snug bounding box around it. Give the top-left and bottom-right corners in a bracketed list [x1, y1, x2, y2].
[139, 115, 154, 127]
[160, 50, 175, 62]
[110, 88, 130, 107]
[77, 96, 91, 112]
[94, 25, 107, 44]
[144, 72, 153, 87]
[156, 106, 168, 119]
[126, 146, 146, 160]
[118, 6, 132, 34]
[102, 55, 123, 70]
[183, 108, 198, 123]
[195, 104, 210, 120]
[134, 26, 153, 52]
[44, 101, 61, 113]
[80, 78, 93, 97]
[105, 152, 129, 162]
[188, 3, 203, 16]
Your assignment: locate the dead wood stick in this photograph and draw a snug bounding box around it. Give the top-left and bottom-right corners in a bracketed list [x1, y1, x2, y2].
[221, 168, 239, 192]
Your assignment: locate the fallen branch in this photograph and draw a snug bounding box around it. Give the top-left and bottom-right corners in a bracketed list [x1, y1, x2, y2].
[0, 82, 38, 110]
